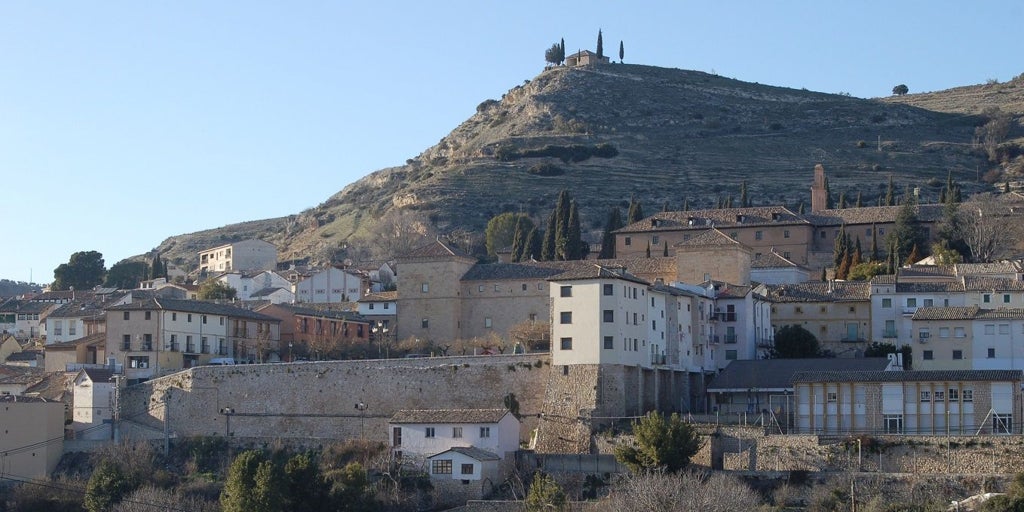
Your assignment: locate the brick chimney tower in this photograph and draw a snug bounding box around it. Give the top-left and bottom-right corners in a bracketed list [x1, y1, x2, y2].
[810, 164, 827, 212]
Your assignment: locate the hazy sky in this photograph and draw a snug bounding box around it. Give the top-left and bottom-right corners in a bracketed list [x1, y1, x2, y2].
[2, 1, 1019, 284]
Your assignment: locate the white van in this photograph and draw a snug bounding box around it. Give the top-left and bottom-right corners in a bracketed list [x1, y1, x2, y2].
[208, 357, 237, 366]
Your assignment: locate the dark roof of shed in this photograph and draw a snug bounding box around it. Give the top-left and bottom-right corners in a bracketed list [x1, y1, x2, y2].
[708, 358, 891, 391]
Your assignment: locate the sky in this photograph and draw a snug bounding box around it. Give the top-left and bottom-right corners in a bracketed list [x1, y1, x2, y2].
[1, 1, 1020, 284]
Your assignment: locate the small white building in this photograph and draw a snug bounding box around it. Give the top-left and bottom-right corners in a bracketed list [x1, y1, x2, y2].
[72, 368, 115, 440]
[213, 270, 292, 301]
[294, 266, 365, 304]
[198, 239, 277, 273]
[249, 287, 295, 304]
[388, 408, 519, 465]
[426, 446, 504, 507]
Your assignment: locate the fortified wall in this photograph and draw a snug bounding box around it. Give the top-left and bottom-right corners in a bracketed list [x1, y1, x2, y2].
[120, 355, 552, 444]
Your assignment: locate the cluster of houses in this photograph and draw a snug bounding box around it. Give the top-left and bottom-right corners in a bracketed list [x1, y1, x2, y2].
[3, 165, 1024, 487]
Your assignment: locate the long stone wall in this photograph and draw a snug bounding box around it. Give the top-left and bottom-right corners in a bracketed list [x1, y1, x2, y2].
[120, 355, 551, 444]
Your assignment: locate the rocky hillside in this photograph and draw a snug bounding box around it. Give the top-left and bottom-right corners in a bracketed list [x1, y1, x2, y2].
[152, 64, 1020, 268]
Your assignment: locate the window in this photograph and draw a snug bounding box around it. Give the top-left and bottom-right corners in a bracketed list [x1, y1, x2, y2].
[784, 230, 790, 238]
[923, 299, 933, 307]
[431, 459, 452, 475]
[603, 284, 613, 296]
[142, 334, 153, 350]
[994, 414, 1014, 434]
[421, 283, 429, 293]
[202, 315, 208, 324]
[906, 298, 917, 308]
[985, 324, 995, 335]
[939, 327, 950, 338]
[984, 294, 991, 303]
[755, 230, 763, 240]
[923, 350, 933, 360]
[494, 284, 500, 292]
[988, 348, 996, 358]
[128, 356, 150, 369]
[560, 286, 572, 297]
[652, 235, 659, 244]
[603, 310, 614, 323]
[999, 324, 1010, 335]
[783, 251, 791, 259]
[1004, 294, 1011, 304]
[172, 313, 177, 321]
[882, 298, 892, 308]
[920, 391, 931, 402]
[522, 283, 527, 291]
[604, 336, 614, 349]
[369, 303, 375, 310]
[122, 334, 131, 350]
[954, 327, 966, 338]
[624, 236, 631, 246]
[949, 388, 959, 401]
[560, 312, 572, 324]
[461, 463, 474, 475]
[145, 311, 152, 320]
[479, 427, 491, 438]
[827, 392, 837, 403]
[453, 427, 462, 438]
[963, 389, 973, 402]
[187, 314, 192, 323]
[729, 232, 738, 239]
[478, 285, 484, 292]
[884, 414, 903, 434]
[421, 318, 429, 328]
[123, 311, 130, 320]
[425, 427, 435, 438]
[560, 337, 572, 350]
[484, 317, 492, 329]
[952, 350, 963, 360]
[725, 350, 738, 361]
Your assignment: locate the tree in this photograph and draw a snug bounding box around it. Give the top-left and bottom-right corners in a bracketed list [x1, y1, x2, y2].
[627, 195, 644, 224]
[560, 38, 565, 64]
[485, 212, 534, 258]
[769, 324, 822, 358]
[824, 177, 833, 209]
[847, 261, 886, 281]
[645, 241, 651, 258]
[541, 211, 557, 261]
[105, 260, 149, 289]
[52, 250, 106, 291]
[150, 253, 166, 280]
[510, 218, 526, 262]
[525, 472, 566, 512]
[618, 40, 624, 63]
[544, 43, 564, 66]
[553, 190, 572, 259]
[600, 471, 763, 512]
[976, 106, 1013, 162]
[524, 227, 542, 261]
[112, 486, 218, 512]
[956, 194, 1024, 262]
[360, 208, 434, 260]
[85, 459, 135, 512]
[596, 29, 604, 59]
[615, 411, 702, 473]
[509, 320, 550, 352]
[892, 84, 909, 96]
[739, 180, 749, 207]
[562, 201, 583, 260]
[663, 241, 669, 257]
[884, 175, 895, 206]
[599, 207, 624, 259]
[221, 450, 268, 512]
[198, 279, 237, 300]
[931, 242, 963, 265]
[888, 194, 927, 262]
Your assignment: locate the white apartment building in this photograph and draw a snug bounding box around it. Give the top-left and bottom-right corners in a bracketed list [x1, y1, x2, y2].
[198, 239, 277, 273]
[212, 270, 292, 301]
[388, 409, 520, 463]
[294, 266, 365, 304]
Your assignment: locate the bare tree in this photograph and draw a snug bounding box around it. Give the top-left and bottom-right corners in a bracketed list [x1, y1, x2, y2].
[956, 194, 1024, 262]
[359, 209, 435, 260]
[598, 471, 763, 512]
[112, 486, 218, 512]
[509, 320, 550, 352]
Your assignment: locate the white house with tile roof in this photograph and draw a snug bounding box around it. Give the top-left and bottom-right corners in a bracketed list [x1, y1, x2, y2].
[388, 408, 519, 463]
[72, 367, 115, 440]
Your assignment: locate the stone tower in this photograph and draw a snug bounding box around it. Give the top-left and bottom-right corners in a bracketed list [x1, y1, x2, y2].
[810, 164, 827, 212]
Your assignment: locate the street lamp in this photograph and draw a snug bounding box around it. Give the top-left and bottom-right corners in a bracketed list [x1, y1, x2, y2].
[220, 407, 235, 437]
[288, 342, 293, 363]
[355, 402, 367, 439]
[372, 321, 390, 359]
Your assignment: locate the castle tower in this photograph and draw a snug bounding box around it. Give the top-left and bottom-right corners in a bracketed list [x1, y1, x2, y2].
[810, 164, 827, 212]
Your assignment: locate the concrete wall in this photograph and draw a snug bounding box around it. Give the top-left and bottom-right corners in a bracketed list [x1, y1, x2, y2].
[120, 355, 551, 445]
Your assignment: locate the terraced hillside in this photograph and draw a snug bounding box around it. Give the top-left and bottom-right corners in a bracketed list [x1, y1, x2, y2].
[151, 64, 1017, 268]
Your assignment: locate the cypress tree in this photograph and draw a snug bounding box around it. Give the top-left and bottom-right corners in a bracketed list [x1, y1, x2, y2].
[683, 198, 690, 211]
[662, 201, 670, 212]
[837, 191, 846, 209]
[553, 190, 571, 259]
[663, 240, 669, 257]
[739, 181, 749, 208]
[599, 207, 623, 259]
[885, 175, 895, 206]
[855, 191, 863, 208]
[645, 241, 651, 258]
[560, 38, 565, 64]
[853, 237, 863, 266]
[627, 195, 644, 224]
[596, 29, 604, 59]
[524, 227, 542, 261]
[541, 211, 557, 261]
[824, 177, 834, 209]
[833, 225, 848, 269]
[725, 195, 733, 208]
[905, 244, 922, 265]
[619, 40, 624, 63]
[510, 218, 525, 262]
[870, 224, 880, 261]
[565, 201, 583, 260]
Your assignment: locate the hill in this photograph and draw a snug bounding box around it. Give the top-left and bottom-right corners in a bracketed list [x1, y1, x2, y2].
[151, 64, 1019, 268]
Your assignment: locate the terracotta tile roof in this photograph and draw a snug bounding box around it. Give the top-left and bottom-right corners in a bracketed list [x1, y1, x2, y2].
[792, 370, 1023, 383]
[390, 408, 511, 424]
[956, 261, 1022, 276]
[871, 275, 897, 285]
[895, 281, 966, 293]
[900, 265, 956, 278]
[702, 280, 752, 299]
[912, 306, 981, 320]
[804, 204, 945, 226]
[399, 239, 474, 261]
[358, 291, 398, 302]
[675, 228, 745, 247]
[106, 298, 280, 322]
[0, 300, 55, 314]
[546, 264, 650, 285]
[962, 276, 1024, 291]
[45, 332, 106, 350]
[752, 250, 800, 269]
[617, 206, 805, 234]
[31, 290, 95, 302]
[430, 446, 501, 461]
[708, 358, 890, 391]
[766, 281, 871, 302]
[977, 308, 1024, 320]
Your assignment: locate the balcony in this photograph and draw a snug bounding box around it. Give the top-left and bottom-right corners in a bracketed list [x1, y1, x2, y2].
[141, 342, 152, 351]
[168, 342, 179, 352]
[724, 334, 738, 344]
[186, 343, 197, 353]
[201, 343, 211, 354]
[882, 330, 898, 339]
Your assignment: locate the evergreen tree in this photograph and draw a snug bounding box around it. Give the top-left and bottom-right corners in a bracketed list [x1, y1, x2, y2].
[614, 411, 702, 473]
[564, 201, 583, 260]
[598, 207, 623, 259]
[553, 190, 572, 259]
[526, 472, 567, 512]
[524, 227, 542, 261]
[84, 460, 134, 512]
[560, 38, 565, 64]
[627, 195, 644, 224]
[888, 194, 927, 261]
[870, 224, 880, 261]
[541, 211, 557, 261]
[833, 225, 848, 269]
[150, 253, 165, 279]
[645, 241, 651, 258]
[837, 191, 846, 209]
[221, 450, 265, 512]
[662, 201, 670, 212]
[618, 40, 624, 63]
[739, 181, 749, 208]
[853, 237, 863, 266]
[725, 195, 733, 208]
[251, 460, 285, 511]
[824, 177, 834, 209]
[663, 240, 669, 257]
[596, 29, 604, 59]
[283, 453, 331, 511]
[884, 175, 895, 206]
[682, 198, 690, 211]
[52, 250, 106, 291]
[837, 252, 851, 280]
[855, 191, 863, 208]
[510, 218, 525, 262]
